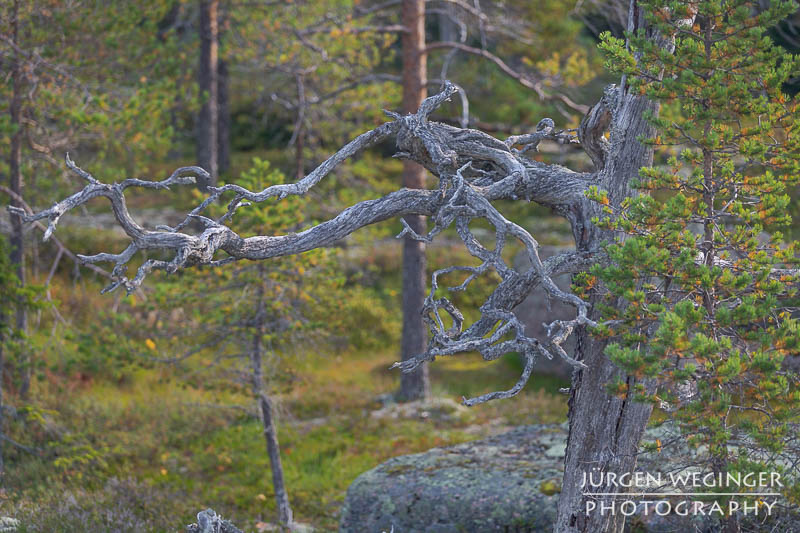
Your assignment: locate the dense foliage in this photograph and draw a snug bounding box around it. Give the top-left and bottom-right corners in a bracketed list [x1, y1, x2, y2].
[584, 0, 800, 516]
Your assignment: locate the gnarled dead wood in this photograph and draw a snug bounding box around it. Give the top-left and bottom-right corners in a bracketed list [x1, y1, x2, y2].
[10, 82, 603, 406]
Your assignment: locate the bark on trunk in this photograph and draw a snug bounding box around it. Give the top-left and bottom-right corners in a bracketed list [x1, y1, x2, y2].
[554, 87, 659, 533]
[197, 0, 219, 190]
[252, 267, 293, 528]
[553, 2, 670, 524]
[553, 4, 671, 528]
[217, 58, 230, 176]
[295, 76, 305, 181]
[216, 3, 230, 176]
[398, 0, 430, 402]
[9, 0, 29, 399]
[257, 392, 292, 528]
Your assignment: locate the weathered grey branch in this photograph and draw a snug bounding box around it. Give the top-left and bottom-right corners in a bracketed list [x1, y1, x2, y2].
[425, 41, 591, 114]
[0, 185, 114, 282]
[12, 82, 606, 405]
[390, 162, 599, 403]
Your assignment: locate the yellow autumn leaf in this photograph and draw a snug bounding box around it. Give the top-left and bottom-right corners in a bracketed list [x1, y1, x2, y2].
[256, 493, 267, 501]
[145, 338, 156, 351]
[160, 468, 167, 476]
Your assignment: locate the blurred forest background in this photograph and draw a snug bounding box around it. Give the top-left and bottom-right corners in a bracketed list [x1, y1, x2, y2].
[0, 1, 798, 531]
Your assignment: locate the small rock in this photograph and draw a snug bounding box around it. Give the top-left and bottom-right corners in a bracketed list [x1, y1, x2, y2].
[340, 426, 561, 533]
[370, 397, 472, 423]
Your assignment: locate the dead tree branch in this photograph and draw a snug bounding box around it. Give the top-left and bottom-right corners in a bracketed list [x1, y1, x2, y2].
[11, 82, 604, 405]
[186, 509, 243, 533]
[425, 42, 590, 114]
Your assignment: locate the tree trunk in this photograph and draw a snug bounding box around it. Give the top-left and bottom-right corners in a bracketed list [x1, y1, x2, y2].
[252, 267, 293, 528]
[398, 0, 430, 402]
[295, 122, 304, 181]
[553, 2, 675, 527]
[9, 0, 29, 399]
[554, 88, 659, 533]
[437, 2, 458, 43]
[197, 0, 219, 190]
[294, 75, 305, 181]
[0, 270, 5, 479]
[217, 58, 230, 176]
[216, 3, 230, 176]
[257, 391, 293, 529]
[0, 310, 5, 477]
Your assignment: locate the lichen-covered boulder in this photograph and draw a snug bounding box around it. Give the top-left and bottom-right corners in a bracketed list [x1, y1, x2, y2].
[339, 423, 765, 533]
[339, 425, 567, 533]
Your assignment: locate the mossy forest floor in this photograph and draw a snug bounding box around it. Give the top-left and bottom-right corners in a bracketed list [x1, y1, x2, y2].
[5, 308, 568, 532]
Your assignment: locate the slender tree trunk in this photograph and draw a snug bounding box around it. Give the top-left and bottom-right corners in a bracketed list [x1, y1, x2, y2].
[197, 0, 219, 190]
[252, 267, 293, 528]
[295, 123, 304, 181]
[437, 2, 458, 42]
[0, 5, 13, 477]
[217, 58, 230, 176]
[216, 3, 230, 176]
[699, 19, 738, 531]
[398, 0, 430, 402]
[257, 392, 292, 529]
[159, 2, 183, 160]
[0, 267, 5, 480]
[294, 76, 305, 181]
[9, 0, 29, 399]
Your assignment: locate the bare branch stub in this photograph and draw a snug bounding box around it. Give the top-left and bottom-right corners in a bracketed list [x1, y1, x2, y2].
[10, 82, 607, 406]
[577, 84, 618, 171]
[186, 509, 243, 533]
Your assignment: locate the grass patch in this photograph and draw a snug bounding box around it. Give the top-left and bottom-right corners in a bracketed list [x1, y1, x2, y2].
[6, 343, 568, 531]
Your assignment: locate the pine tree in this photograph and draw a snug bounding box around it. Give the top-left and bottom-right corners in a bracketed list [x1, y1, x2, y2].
[0, 235, 43, 475]
[585, 1, 800, 528]
[149, 159, 345, 529]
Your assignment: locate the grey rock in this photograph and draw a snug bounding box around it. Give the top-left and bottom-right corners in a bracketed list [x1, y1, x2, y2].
[340, 425, 564, 533]
[340, 423, 794, 533]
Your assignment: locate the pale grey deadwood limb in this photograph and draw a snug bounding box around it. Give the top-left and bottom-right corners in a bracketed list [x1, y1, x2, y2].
[12, 74, 670, 533]
[10, 81, 599, 408]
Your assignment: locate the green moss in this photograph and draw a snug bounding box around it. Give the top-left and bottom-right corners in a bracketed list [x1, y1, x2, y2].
[539, 479, 561, 495]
